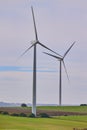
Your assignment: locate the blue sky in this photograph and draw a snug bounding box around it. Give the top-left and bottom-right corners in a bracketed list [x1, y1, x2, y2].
[0, 0, 87, 105]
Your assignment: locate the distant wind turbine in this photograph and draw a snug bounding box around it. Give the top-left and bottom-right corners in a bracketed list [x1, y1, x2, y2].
[19, 6, 61, 116]
[43, 42, 75, 106]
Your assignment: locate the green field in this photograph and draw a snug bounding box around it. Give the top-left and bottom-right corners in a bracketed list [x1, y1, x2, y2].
[37, 106, 87, 113]
[0, 115, 87, 130]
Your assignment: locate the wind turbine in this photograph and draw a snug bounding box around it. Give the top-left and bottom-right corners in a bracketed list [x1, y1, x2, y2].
[19, 6, 61, 116]
[43, 42, 75, 106]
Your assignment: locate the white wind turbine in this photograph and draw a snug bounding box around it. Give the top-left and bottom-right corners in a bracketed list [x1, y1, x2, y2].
[19, 6, 61, 116]
[43, 42, 75, 106]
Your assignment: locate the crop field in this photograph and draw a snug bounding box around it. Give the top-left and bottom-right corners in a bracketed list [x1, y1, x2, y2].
[37, 106, 87, 113]
[0, 106, 87, 130]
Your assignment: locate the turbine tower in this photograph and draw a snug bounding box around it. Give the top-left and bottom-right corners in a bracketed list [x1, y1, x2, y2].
[20, 6, 61, 116]
[44, 42, 75, 106]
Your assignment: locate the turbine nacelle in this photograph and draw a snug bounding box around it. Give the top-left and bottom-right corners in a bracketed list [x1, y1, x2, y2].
[31, 40, 40, 45]
[31, 40, 38, 45]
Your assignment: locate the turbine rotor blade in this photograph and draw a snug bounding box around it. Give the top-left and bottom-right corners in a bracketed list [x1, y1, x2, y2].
[31, 6, 38, 41]
[62, 60, 69, 82]
[38, 42, 62, 57]
[63, 41, 76, 58]
[18, 43, 35, 59]
[43, 52, 61, 60]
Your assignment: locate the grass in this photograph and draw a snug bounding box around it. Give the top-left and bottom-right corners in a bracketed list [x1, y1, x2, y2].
[0, 115, 87, 130]
[0, 106, 87, 129]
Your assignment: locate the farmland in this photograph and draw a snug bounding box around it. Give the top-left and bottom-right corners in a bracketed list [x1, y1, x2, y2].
[0, 106, 87, 116]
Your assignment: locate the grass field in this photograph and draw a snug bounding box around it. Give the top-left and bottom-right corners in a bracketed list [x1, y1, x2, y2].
[0, 114, 87, 130]
[0, 106, 87, 130]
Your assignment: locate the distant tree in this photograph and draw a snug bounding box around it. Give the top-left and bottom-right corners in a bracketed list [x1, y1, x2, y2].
[80, 104, 87, 106]
[21, 103, 27, 107]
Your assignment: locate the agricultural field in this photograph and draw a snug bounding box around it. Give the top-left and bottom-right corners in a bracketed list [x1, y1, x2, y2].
[0, 106, 87, 130]
[0, 106, 87, 116]
[37, 105, 87, 113]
